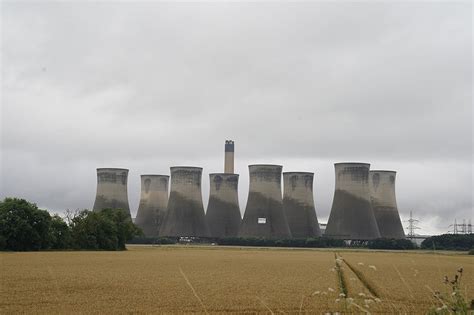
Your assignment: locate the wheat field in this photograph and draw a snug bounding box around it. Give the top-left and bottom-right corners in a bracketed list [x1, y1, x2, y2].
[1, 245, 472, 313]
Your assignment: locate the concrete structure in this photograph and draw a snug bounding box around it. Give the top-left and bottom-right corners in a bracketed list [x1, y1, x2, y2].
[134, 175, 169, 237]
[239, 164, 291, 238]
[224, 140, 234, 174]
[93, 168, 131, 218]
[325, 163, 380, 240]
[283, 172, 321, 238]
[369, 170, 405, 239]
[159, 167, 210, 237]
[206, 174, 241, 238]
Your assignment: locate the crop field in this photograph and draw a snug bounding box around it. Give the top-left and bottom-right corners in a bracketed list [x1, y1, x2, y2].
[1, 245, 472, 313]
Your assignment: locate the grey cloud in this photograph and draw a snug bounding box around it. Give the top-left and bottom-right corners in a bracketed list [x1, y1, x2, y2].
[1, 1, 472, 235]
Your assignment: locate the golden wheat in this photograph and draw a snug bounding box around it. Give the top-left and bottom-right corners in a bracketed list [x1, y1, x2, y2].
[0, 246, 472, 313]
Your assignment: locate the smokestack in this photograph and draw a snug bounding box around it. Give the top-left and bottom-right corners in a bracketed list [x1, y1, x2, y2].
[206, 173, 241, 238]
[283, 172, 321, 238]
[239, 164, 291, 238]
[369, 170, 405, 239]
[159, 167, 210, 237]
[325, 163, 380, 240]
[93, 168, 131, 218]
[224, 140, 234, 174]
[134, 175, 169, 237]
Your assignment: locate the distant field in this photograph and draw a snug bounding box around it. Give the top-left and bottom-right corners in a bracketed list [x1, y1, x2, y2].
[1, 246, 472, 313]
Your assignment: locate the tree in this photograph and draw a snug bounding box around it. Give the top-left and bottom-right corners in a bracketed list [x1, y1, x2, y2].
[0, 198, 52, 251]
[70, 208, 141, 250]
[49, 214, 72, 249]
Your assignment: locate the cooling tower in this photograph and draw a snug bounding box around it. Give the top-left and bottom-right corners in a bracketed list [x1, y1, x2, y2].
[325, 163, 380, 240]
[283, 172, 321, 238]
[134, 175, 169, 237]
[159, 167, 210, 237]
[239, 164, 291, 238]
[206, 174, 241, 238]
[224, 140, 235, 174]
[369, 170, 405, 239]
[93, 168, 131, 218]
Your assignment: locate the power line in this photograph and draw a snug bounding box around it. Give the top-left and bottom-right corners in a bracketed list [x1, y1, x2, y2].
[448, 218, 473, 234]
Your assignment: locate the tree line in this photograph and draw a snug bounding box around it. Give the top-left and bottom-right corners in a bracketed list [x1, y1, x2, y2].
[0, 198, 141, 251]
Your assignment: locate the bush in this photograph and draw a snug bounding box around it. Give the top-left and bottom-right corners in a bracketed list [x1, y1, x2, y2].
[70, 208, 141, 250]
[421, 234, 474, 251]
[468, 248, 474, 255]
[0, 198, 53, 251]
[368, 238, 416, 250]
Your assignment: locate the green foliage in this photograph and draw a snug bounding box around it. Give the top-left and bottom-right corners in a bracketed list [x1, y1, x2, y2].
[0, 198, 52, 251]
[70, 208, 141, 250]
[217, 237, 345, 248]
[0, 198, 141, 251]
[49, 214, 72, 249]
[428, 268, 470, 314]
[421, 234, 474, 251]
[368, 238, 416, 250]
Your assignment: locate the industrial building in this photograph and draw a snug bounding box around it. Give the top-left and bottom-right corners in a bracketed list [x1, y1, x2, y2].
[369, 170, 405, 239]
[283, 172, 321, 238]
[206, 174, 241, 237]
[325, 163, 381, 240]
[159, 167, 210, 237]
[206, 140, 241, 238]
[91, 141, 410, 241]
[93, 168, 131, 218]
[134, 175, 169, 237]
[239, 164, 291, 238]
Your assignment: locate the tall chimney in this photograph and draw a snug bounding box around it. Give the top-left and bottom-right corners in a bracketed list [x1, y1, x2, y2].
[224, 140, 234, 174]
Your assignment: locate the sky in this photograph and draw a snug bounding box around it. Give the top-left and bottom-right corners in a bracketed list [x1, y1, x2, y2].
[1, 1, 472, 235]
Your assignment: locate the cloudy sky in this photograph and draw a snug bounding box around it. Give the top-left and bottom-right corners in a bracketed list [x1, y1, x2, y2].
[1, 1, 472, 235]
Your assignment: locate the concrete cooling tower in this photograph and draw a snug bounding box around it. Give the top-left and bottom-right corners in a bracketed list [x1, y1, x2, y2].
[239, 165, 291, 238]
[369, 170, 405, 239]
[159, 167, 210, 237]
[325, 163, 380, 240]
[283, 172, 321, 238]
[93, 168, 131, 218]
[206, 174, 241, 238]
[134, 175, 169, 237]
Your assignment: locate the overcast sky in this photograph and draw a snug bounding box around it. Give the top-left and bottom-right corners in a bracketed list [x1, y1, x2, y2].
[1, 1, 472, 235]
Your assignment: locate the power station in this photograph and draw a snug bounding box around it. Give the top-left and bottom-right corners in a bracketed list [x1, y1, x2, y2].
[369, 170, 405, 239]
[283, 172, 321, 238]
[239, 164, 291, 238]
[92, 142, 409, 241]
[325, 163, 380, 240]
[159, 167, 210, 237]
[93, 168, 131, 218]
[206, 140, 241, 238]
[134, 175, 169, 237]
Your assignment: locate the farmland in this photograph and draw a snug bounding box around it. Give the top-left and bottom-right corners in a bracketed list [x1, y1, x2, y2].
[1, 246, 472, 313]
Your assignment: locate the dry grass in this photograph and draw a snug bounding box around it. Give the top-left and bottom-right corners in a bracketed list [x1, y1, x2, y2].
[0, 246, 472, 313]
